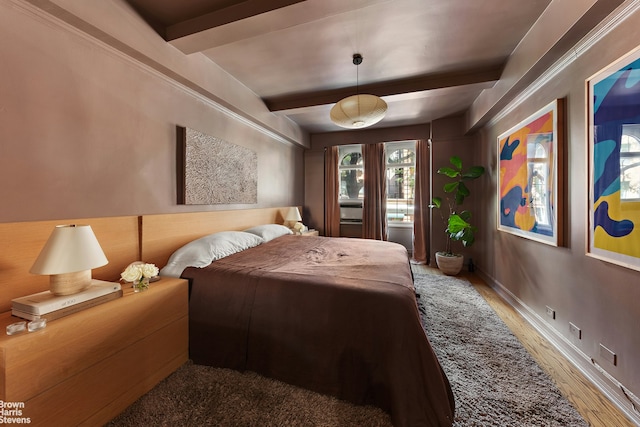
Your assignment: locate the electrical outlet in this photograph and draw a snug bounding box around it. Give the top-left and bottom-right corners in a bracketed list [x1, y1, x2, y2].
[599, 343, 617, 366]
[569, 322, 582, 339]
[545, 306, 555, 320]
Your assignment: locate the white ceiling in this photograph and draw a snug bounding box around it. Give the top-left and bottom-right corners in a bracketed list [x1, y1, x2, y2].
[121, 0, 603, 134]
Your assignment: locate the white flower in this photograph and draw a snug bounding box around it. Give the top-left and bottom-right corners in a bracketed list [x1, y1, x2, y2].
[141, 263, 159, 278]
[121, 263, 158, 282]
[293, 222, 304, 231]
[121, 264, 142, 282]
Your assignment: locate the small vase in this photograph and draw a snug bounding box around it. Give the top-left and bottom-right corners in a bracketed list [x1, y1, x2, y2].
[133, 277, 150, 292]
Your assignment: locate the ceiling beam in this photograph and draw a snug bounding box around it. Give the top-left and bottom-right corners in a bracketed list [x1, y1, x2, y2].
[264, 64, 504, 112]
[165, 0, 307, 42]
[167, 0, 391, 54]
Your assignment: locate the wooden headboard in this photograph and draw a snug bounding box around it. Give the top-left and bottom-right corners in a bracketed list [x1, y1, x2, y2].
[0, 207, 296, 313]
[0, 216, 139, 313]
[140, 207, 291, 269]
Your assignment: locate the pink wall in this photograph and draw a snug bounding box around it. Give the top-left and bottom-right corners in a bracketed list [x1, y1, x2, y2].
[476, 5, 640, 414]
[429, 116, 480, 266]
[0, 1, 304, 223]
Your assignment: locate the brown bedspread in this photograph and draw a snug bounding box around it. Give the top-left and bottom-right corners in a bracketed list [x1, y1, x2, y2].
[182, 235, 454, 427]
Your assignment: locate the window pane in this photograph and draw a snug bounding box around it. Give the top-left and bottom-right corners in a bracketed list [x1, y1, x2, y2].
[338, 146, 364, 201]
[385, 142, 416, 223]
[388, 148, 415, 165]
[340, 169, 364, 200]
[340, 152, 363, 166]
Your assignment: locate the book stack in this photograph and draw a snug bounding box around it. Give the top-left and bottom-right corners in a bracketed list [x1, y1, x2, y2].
[11, 280, 123, 322]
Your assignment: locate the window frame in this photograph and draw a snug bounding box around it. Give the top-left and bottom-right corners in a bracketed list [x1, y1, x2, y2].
[338, 144, 364, 202]
[385, 141, 416, 226]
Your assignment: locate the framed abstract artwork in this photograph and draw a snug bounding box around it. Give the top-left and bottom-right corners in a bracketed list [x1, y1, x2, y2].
[497, 99, 564, 246]
[588, 47, 640, 271]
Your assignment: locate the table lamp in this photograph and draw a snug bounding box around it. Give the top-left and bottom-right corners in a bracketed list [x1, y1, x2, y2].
[29, 224, 108, 296]
[285, 207, 302, 229]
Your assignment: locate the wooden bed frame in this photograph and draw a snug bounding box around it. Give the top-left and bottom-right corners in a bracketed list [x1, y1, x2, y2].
[140, 207, 291, 269]
[0, 207, 295, 313]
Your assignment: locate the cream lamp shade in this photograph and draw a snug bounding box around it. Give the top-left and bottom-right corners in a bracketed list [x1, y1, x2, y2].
[330, 53, 387, 129]
[285, 207, 302, 229]
[285, 207, 302, 222]
[330, 94, 388, 129]
[30, 224, 108, 296]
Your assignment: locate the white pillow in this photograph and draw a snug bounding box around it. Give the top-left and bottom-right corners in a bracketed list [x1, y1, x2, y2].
[243, 224, 293, 242]
[160, 231, 264, 277]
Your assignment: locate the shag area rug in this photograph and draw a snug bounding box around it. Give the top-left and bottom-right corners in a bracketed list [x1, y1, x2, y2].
[105, 361, 392, 427]
[107, 272, 587, 427]
[413, 271, 587, 427]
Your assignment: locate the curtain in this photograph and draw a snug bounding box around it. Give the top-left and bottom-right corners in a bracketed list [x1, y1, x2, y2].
[324, 146, 341, 237]
[362, 143, 388, 240]
[412, 139, 430, 264]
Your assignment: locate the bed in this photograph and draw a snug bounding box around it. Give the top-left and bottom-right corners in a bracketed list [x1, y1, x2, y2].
[157, 219, 454, 427]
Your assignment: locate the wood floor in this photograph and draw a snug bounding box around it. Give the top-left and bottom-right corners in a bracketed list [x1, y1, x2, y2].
[412, 264, 635, 427]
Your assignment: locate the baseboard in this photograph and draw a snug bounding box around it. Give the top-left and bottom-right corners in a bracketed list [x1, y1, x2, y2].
[476, 268, 640, 425]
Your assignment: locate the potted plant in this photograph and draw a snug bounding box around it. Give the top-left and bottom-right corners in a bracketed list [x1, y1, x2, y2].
[430, 155, 485, 275]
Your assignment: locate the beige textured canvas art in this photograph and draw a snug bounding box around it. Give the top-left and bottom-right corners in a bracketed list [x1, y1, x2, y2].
[177, 126, 257, 205]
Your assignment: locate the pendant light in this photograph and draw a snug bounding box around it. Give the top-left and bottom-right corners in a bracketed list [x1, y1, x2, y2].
[330, 53, 387, 129]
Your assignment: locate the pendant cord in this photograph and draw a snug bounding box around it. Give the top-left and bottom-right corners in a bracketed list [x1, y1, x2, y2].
[356, 62, 359, 96]
[356, 62, 360, 116]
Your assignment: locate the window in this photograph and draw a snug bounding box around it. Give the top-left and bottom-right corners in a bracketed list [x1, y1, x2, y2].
[621, 124, 640, 201]
[337, 141, 417, 225]
[338, 145, 364, 223]
[385, 141, 416, 223]
[338, 145, 364, 201]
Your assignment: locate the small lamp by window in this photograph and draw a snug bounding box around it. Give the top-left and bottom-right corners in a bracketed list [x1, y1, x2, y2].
[285, 207, 302, 229]
[29, 224, 109, 296]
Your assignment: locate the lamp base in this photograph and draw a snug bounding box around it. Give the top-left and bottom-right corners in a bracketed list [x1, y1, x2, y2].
[50, 270, 92, 296]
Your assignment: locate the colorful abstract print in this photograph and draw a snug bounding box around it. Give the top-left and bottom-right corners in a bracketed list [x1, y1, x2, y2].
[499, 112, 555, 237]
[592, 57, 640, 258]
